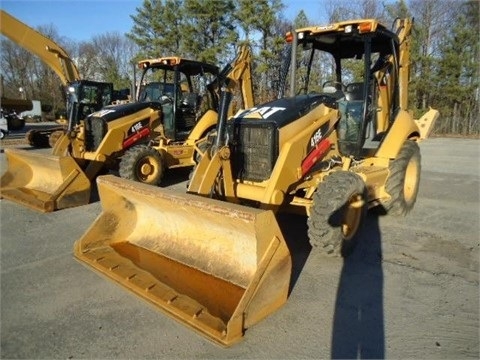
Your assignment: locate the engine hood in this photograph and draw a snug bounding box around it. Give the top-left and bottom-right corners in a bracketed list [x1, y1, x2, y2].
[233, 94, 336, 128]
[89, 101, 162, 123]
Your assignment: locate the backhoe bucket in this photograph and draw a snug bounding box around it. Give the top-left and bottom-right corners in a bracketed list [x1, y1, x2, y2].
[74, 175, 292, 346]
[0, 148, 91, 212]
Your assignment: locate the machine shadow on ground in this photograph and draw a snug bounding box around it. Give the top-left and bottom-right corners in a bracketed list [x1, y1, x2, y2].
[330, 212, 385, 359]
[160, 167, 192, 187]
[275, 212, 312, 295]
[276, 209, 385, 359]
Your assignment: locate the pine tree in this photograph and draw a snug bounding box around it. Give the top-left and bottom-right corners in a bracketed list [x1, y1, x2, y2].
[127, 0, 184, 58]
[182, 0, 238, 64]
[241, 0, 284, 101]
[434, 0, 479, 135]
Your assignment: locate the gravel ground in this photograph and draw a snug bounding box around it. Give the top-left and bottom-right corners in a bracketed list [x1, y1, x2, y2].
[0, 137, 478, 359]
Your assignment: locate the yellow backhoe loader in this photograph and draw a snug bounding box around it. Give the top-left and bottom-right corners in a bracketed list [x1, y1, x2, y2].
[74, 18, 438, 346]
[0, 57, 219, 212]
[0, 45, 253, 212]
[117, 45, 253, 185]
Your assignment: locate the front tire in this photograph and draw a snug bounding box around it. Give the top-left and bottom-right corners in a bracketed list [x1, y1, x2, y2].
[119, 145, 164, 185]
[307, 171, 367, 257]
[382, 140, 421, 215]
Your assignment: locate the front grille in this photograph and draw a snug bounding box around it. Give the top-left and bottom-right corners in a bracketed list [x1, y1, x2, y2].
[232, 122, 278, 182]
[85, 116, 107, 152]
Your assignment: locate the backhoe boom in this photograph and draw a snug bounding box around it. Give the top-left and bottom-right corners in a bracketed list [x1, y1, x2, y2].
[0, 10, 80, 85]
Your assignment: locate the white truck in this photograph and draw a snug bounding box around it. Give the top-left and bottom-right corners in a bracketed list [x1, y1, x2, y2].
[0, 112, 8, 138]
[20, 99, 42, 121]
[0, 97, 32, 138]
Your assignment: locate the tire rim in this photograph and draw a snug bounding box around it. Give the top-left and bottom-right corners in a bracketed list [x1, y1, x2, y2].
[137, 156, 159, 183]
[403, 157, 419, 204]
[342, 194, 364, 241]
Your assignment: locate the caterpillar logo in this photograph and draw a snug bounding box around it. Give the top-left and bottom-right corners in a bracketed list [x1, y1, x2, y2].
[93, 109, 115, 117]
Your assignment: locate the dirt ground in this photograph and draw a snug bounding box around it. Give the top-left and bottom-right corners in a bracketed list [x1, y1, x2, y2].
[0, 137, 478, 359]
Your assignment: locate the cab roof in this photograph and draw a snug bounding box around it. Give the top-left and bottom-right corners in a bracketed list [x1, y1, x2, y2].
[294, 19, 400, 58]
[137, 57, 219, 76]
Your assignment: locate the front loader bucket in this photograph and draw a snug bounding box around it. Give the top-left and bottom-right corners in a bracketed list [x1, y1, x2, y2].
[0, 149, 91, 212]
[74, 175, 292, 347]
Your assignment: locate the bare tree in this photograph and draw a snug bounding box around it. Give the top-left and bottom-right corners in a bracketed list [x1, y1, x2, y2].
[92, 32, 138, 89]
[324, 0, 387, 22]
[408, 0, 454, 109]
[1, 24, 67, 116]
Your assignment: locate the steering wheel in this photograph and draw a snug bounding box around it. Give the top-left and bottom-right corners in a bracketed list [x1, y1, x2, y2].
[322, 80, 345, 92]
[159, 95, 173, 105]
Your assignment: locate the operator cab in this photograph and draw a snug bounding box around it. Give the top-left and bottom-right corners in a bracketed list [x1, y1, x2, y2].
[137, 57, 219, 141]
[65, 80, 115, 133]
[288, 19, 402, 158]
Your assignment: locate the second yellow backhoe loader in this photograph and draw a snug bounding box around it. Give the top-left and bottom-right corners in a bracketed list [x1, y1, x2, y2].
[74, 18, 438, 346]
[117, 45, 253, 185]
[0, 57, 219, 212]
[0, 44, 253, 212]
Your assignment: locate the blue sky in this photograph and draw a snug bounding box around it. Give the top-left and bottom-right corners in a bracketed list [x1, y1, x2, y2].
[0, 0, 324, 42]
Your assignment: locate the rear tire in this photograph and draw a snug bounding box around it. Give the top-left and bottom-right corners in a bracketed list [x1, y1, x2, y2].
[307, 171, 367, 257]
[48, 130, 65, 148]
[25, 130, 50, 148]
[119, 145, 164, 185]
[382, 140, 421, 215]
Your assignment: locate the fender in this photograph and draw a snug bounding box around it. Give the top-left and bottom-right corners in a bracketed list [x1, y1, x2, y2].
[376, 109, 420, 159]
[186, 109, 218, 141]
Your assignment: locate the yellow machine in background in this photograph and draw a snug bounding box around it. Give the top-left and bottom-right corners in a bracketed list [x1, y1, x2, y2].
[0, 58, 218, 212]
[0, 43, 253, 212]
[75, 18, 438, 346]
[0, 10, 124, 148]
[117, 45, 253, 185]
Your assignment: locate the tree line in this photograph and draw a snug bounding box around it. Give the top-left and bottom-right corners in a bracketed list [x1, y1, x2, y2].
[1, 0, 478, 136]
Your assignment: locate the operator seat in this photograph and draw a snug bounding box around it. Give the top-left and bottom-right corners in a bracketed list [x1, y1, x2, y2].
[345, 83, 365, 101]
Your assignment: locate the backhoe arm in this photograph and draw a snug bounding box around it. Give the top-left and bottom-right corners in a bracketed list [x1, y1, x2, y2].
[225, 45, 254, 110]
[392, 18, 413, 111]
[0, 10, 80, 85]
[213, 45, 254, 115]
